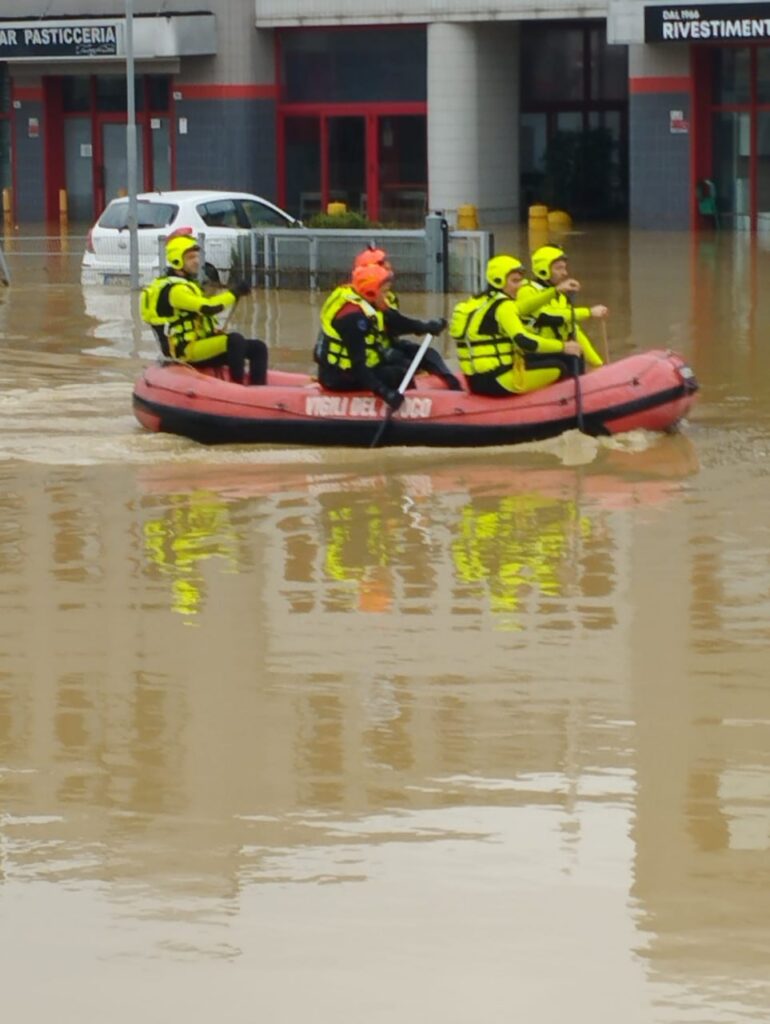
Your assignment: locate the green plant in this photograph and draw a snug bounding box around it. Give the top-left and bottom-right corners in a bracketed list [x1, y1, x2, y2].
[307, 211, 382, 230]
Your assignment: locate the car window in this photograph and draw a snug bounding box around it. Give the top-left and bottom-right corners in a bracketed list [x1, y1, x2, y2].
[98, 200, 178, 230]
[198, 199, 243, 229]
[239, 199, 291, 227]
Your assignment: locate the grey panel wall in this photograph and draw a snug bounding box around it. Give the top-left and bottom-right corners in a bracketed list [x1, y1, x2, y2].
[629, 92, 690, 229]
[13, 101, 45, 222]
[174, 98, 276, 200]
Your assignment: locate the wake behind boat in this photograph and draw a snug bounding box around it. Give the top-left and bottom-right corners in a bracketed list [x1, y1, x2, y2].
[132, 348, 698, 448]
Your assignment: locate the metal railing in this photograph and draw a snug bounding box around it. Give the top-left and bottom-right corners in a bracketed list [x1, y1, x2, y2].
[1, 220, 493, 294]
[230, 225, 492, 294]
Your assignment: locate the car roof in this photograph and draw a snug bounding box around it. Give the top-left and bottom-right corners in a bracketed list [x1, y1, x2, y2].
[110, 190, 268, 203]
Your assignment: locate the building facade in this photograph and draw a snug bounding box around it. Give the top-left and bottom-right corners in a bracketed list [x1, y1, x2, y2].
[0, 1, 766, 229]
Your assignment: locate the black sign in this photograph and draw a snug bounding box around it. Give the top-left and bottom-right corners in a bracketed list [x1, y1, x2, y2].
[646, 3, 770, 42]
[0, 22, 120, 59]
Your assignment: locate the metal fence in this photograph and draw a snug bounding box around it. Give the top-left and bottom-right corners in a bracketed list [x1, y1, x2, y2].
[0, 231, 88, 286]
[0, 221, 493, 294]
[229, 225, 493, 294]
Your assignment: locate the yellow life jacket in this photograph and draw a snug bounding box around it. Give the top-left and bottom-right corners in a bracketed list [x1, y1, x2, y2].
[318, 287, 387, 371]
[163, 278, 220, 359]
[450, 290, 512, 376]
[140, 274, 186, 327]
[140, 273, 187, 357]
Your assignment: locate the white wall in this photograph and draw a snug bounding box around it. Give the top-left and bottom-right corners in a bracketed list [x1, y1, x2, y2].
[255, 0, 606, 27]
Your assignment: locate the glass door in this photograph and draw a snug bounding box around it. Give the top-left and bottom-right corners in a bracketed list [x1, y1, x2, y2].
[101, 121, 145, 206]
[284, 117, 321, 221]
[64, 117, 94, 222]
[280, 109, 426, 223]
[377, 115, 427, 225]
[150, 117, 171, 192]
[712, 112, 751, 230]
[327, 116, 366, 216]
[701, 46, 770, 231]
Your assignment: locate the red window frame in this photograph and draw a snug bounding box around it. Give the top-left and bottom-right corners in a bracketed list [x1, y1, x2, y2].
[693, 44, 770, 231]
[275, 27, 427, 222]
[276, 102, 427, 222]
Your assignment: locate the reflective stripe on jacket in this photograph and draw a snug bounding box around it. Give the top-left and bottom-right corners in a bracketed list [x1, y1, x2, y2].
[318, 287, 387, 371]
[516, 280, 603, 366]
[164, 278, 233, 360]
[453, 291, 514, 376]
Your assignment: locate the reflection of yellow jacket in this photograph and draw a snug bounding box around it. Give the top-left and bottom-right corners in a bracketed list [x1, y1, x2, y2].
[451, 495, 591, 614]
[322, 501, 395, 612]
[516, 280, 603, 367]
[143, 493, 238, 616]
[324, 502, 388, 582]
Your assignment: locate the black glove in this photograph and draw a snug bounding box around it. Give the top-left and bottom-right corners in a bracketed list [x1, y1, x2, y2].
[534, 313, 565, 330]
[380, 387, 404, 411]
[230, 280, 252, 299]
[424, 317, 448, 335]
[382, 346, 409, 368]
[202, 261, 221, 286]
[442, 373, 464, 391]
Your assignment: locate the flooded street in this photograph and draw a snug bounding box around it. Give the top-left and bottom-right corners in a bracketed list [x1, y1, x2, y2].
[1, 225, 769, 1023]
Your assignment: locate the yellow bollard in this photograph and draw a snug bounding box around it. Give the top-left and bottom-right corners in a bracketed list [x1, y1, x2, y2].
[547, 209, 573, 230]
[327, 201, 347, 215]
[528, 222, 550, 254]
[59, 188, 68, 224]
[457, 204, 478, 229]
[2, 187, 12, 237]
[528, 204, 549, 253]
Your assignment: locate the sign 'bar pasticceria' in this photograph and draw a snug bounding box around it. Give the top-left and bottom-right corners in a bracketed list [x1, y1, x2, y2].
[0, 21, 120, 60]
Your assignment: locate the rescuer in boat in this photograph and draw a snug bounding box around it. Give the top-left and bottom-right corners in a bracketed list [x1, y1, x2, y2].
[316, 262, 462, 409]
[449, 254, 583, 396]
[516, 245, 608, 369]
[142, 235, 268, 385]
[314, 244, 442, 369]
[352, 245, 399, 308]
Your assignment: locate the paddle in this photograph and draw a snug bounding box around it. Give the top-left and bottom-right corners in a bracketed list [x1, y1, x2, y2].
[600, 318, 610, 364]
[370, 332, 434, 449]
[567, 293, 585, 432]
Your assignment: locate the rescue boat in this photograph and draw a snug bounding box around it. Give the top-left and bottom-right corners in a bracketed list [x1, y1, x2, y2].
[132, 348, 698, 447]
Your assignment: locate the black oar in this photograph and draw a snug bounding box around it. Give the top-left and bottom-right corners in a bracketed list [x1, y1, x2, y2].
[370, 332, 434, 449]
[567, 293, 585, 432]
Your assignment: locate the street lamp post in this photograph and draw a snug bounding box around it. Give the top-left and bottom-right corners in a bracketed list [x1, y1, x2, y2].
[125, 0, 139, 291]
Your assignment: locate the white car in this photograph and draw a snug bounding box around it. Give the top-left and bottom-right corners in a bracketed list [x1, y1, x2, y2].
[81, 189, 301, 285]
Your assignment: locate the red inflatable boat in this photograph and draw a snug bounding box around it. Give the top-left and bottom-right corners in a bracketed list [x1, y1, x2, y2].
[132, 348, 697, 447]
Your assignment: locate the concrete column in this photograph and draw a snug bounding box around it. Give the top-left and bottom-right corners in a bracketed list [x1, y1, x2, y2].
[427, 22, 519, 226]
[427, 23, 480, 224]
[476, 23, 519, 224]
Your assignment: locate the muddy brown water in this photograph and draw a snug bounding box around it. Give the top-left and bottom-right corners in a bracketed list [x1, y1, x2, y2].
[0, 226, 769, 1023]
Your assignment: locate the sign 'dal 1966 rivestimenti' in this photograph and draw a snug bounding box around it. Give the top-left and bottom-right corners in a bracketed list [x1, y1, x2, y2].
[645, 3, 770, 42]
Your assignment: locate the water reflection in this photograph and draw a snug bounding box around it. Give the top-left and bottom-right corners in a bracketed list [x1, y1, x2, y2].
[143, 492, 243, 618]
[135, 435, 698, 632]
[3, 229, 770, 1023]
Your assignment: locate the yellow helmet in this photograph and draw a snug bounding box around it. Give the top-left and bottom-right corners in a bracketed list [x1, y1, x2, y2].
[486, 254, 524, 290]
[165, 233, 200, 270]
[531, 245, 566, 282]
